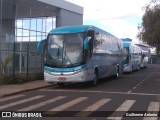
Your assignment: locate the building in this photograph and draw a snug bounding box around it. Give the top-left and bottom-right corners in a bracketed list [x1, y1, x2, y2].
[0, 0, 83, 79]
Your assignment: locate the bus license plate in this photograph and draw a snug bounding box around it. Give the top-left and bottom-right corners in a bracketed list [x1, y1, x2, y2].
[59, 77, 66, 81]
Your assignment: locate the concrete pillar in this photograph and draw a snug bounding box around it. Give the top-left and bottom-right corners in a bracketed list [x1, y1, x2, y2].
[56, 8, 83, 27]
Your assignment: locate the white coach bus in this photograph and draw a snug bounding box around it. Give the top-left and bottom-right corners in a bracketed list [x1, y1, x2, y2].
[122, 39, 142, 73]
[37, 25, 124, 86]
[135, 44, 151, 68]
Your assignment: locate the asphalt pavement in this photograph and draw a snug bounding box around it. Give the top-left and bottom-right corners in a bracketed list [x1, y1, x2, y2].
[0, 64, 159, 98]
[0, 64, 159, 119]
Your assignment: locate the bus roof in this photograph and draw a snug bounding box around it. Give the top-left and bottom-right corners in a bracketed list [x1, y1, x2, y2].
[49, 25, 90, 34]
[123, 43, 130, 48]
[48, 25, 117, 37]
[121, 38, 132, 42]
[121, 38, 132, 48]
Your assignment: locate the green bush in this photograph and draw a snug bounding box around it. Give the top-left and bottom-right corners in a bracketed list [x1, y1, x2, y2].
[0, 75, 15, 85]
[35, 72, 44, 80]
[15, 74, 28, 83]
[0, 75, 27, 85]
[0, 72, 44, 85]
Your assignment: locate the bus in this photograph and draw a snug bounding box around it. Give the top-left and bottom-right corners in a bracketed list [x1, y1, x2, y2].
[135, 44, 151, 68]
[37, 25, 124, 86]
[122, 38, 142, 73]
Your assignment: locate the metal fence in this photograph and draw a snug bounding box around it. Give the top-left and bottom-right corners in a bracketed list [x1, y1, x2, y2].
[0, 41, 44, 84]
[0, 0, 56, 84]
[149, 55, 160, 64]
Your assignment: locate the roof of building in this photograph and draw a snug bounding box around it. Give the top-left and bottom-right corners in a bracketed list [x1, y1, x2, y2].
[38, 0, 83, 14]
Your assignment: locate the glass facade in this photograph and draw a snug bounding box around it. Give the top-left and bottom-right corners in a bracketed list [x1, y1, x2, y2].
[0, 0, 56, 81]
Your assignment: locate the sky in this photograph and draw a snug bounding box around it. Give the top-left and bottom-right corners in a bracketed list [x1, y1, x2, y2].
[65, 0, 150, 43]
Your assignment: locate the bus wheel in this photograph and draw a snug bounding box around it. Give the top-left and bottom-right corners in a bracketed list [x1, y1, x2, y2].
[115, 66, 119, 78]
[137, 65, 140, 71]
[91, 70, 98, 86]
[130, 65, 133, 74]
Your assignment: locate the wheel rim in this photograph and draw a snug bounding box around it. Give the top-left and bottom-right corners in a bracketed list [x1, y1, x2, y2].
[116, 67, 119, 78]
[116, 70, 119, 78]
[93, 71, 98, 85]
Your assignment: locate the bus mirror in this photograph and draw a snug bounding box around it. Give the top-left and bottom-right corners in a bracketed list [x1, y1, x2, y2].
[37, 39, 47, 54]
[84, 37, 91, 49]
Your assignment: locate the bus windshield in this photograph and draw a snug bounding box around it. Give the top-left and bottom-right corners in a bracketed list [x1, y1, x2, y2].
[45, 33, 85, 68]
[124, 47, 129, 64]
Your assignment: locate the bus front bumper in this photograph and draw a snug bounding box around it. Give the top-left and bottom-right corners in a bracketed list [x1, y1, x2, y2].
[44, 69, 93, 83]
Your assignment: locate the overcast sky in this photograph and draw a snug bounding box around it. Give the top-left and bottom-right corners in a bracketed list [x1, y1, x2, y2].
[66, 0, 150, 43]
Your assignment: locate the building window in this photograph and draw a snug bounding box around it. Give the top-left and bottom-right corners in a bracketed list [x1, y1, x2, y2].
[0, 0, 56, 75]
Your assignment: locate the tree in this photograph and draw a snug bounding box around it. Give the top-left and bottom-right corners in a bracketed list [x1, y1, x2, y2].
[137, 0, 160, 56]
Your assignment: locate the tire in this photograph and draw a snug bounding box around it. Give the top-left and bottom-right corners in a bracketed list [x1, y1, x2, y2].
[137, 65, 140, 71]
[114, 66, 119, 79]
[91, 70, 98, 86]
[130, 65, 133, 74]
